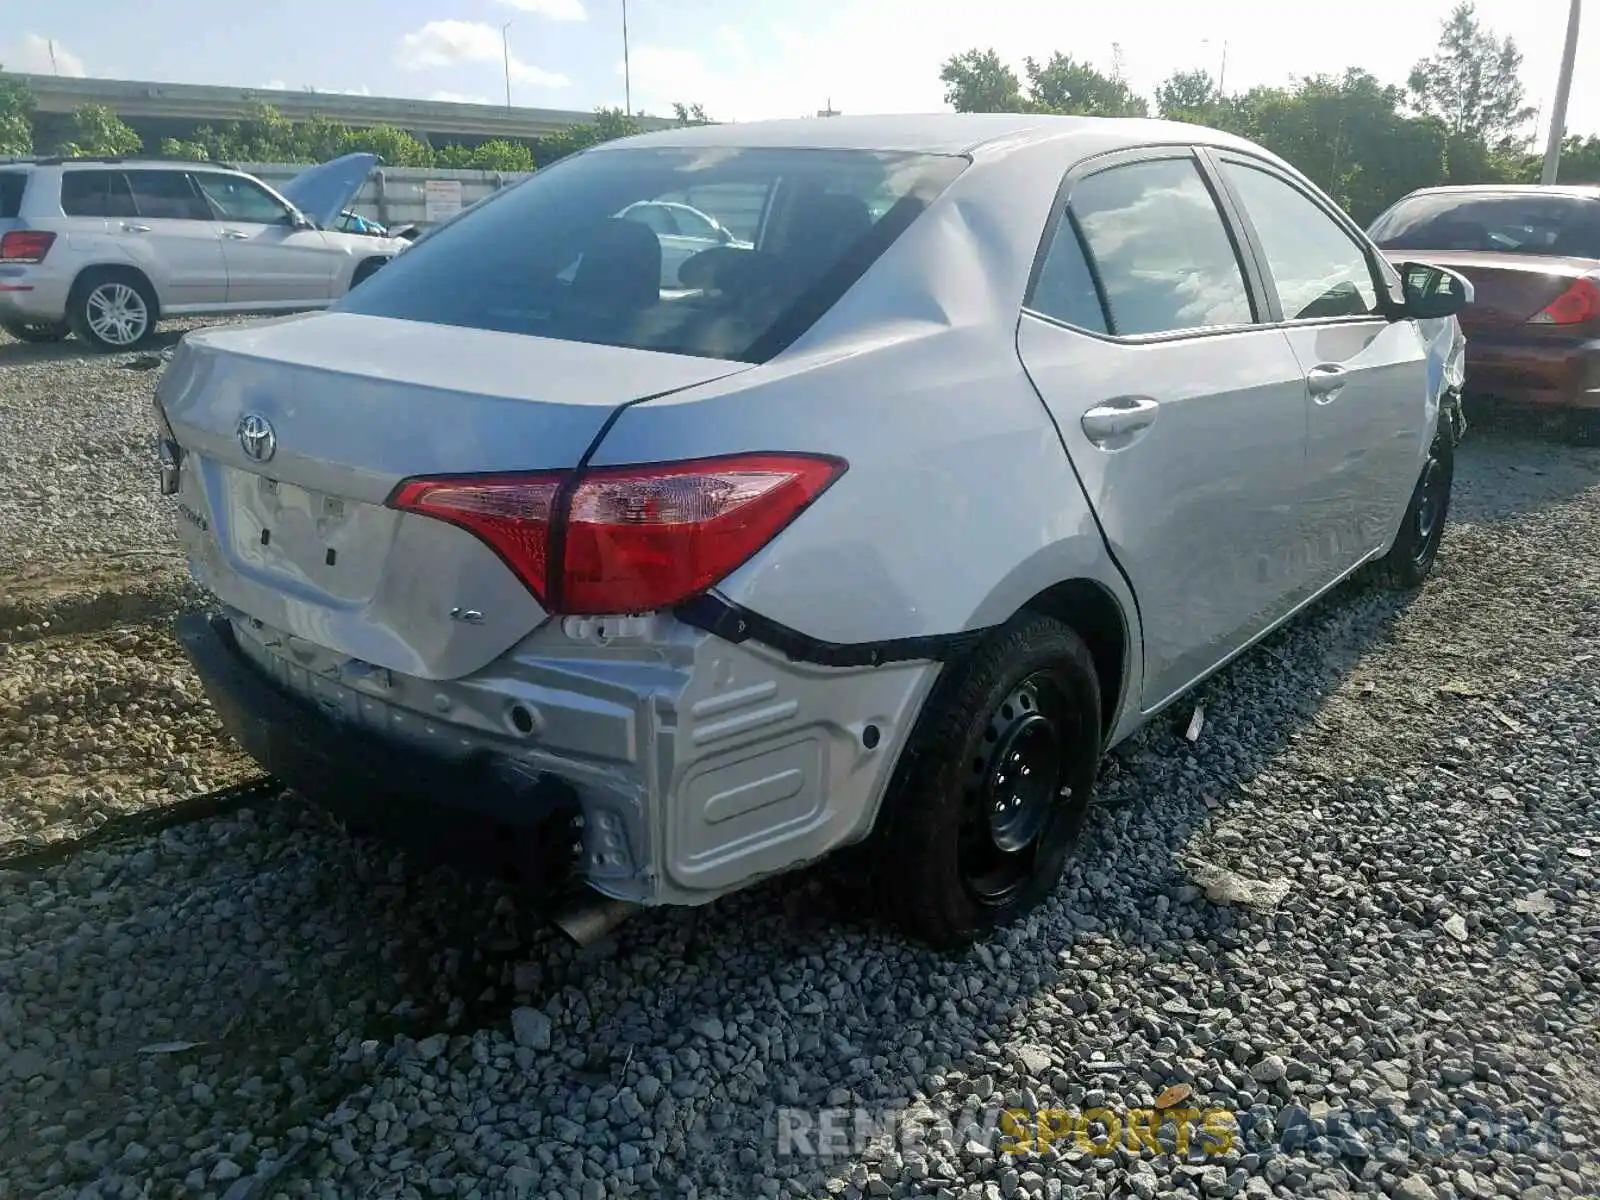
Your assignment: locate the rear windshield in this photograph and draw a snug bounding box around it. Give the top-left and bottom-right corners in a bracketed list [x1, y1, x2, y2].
[1368, 192, 1600, 258]
[0, 172, 24, 219]
[336, 145, 967, 363]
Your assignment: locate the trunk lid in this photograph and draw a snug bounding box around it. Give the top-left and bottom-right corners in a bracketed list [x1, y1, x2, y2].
[159, 311, 751, 679]
[1382, 249, 1600, 330]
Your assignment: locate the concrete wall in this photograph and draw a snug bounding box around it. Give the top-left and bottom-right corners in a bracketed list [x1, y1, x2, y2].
[241, 162, 532, 231]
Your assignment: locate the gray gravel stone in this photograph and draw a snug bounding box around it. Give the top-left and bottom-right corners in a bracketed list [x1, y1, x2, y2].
[3, 334, 1600, 1200]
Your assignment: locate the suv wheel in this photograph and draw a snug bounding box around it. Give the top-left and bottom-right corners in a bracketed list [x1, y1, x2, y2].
[0, 319, 67, 344]
[872, 612, 1103, 948]
[68, 270, 157, 352]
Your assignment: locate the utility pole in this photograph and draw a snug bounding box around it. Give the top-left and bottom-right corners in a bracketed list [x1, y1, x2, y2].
[622, 0, 632, 115]
[1541, 0, 1582, 184]
[502, 21, 513, 109]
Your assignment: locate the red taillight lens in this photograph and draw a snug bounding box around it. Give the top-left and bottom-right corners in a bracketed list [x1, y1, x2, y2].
[1528, 276, 1600, 326]
[389, 453, 846, 615]
[0, 230, 56, 263]
[390, 473, 563, 604]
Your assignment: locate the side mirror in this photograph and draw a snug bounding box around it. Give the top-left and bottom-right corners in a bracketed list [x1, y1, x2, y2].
[290, 211, 314, 231]
[1400, 261, 1473, 320]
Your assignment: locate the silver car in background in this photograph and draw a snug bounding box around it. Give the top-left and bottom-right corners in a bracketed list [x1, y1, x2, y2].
[160, 114, 1469, 948]
[0, 152, 407, 350]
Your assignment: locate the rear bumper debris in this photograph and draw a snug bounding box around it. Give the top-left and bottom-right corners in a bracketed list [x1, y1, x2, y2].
[175, 612, 582, 878]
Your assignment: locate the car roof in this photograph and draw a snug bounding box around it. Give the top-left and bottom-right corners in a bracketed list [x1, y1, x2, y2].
[0, 158, 244, 173]
[1395, 183, 1600, 201]
[596, 112, 1261, 159]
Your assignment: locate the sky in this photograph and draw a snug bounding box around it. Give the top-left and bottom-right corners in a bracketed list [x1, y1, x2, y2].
[0, 0, 1593, 144]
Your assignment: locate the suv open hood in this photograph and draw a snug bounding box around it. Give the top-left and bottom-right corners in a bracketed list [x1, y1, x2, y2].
[278, 152, 379, 229]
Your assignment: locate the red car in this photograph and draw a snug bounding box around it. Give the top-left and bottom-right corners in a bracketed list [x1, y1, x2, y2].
[1368, 184, 1600, 434]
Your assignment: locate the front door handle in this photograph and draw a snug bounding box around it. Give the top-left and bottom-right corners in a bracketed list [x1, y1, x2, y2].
[1307, 364, 1348, 399]
[121, 222, 151, 233]
[221, 229, 250, 240]
[1081, 396, 1161, 446]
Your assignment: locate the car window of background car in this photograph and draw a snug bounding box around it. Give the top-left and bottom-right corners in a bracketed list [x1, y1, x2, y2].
[653, 183, 768, 242]
[1028, 213, 1110, 334]
[0, 172, 23, 219]
[124, 171, 210, 221]
[195, 175, 293, 225]
[1368, 192, 1600, 258]
[1220, 162, 1378, 321]
[621, 202, 679, 236]
[335, 145, 966, 363]
[59, 171, 139, 219]
[1069, 157, 1254, 336]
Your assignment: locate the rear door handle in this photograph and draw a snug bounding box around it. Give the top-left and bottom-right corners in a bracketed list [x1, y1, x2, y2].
[1307, 364, 1348, 399]
[121, 222, 151, 233]
[222, 229, 250, 240]
[1081, 396, 1160, 446]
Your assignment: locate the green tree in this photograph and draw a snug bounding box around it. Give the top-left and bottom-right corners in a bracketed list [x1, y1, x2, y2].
[939, 49, 1024, 113]
[1155, 69, 1219, 121]
[338, 123, 434, 167]
[1408, 2, 1534, 151]
[672, 102, 712, 126]
[1221, 71, 1453, 224]
[534, 106, 642, 164]
[292, 114, 353, 163]
[0, 67, 33, 156]
[1024, 53, 1148, 117]
[459, 139, 535, 172]
[56, 104, 143, 157]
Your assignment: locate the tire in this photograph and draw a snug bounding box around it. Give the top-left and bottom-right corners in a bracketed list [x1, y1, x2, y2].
[872, 612, 1103, 949]
[1371, 429, 1453, 590]
[67, 269, 158, 352]
[0, 319, 67, 344]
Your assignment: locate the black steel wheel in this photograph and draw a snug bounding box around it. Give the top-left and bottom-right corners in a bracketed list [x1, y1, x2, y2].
[1372, 431, 1453, 590]
[873, 612, 1102, 948]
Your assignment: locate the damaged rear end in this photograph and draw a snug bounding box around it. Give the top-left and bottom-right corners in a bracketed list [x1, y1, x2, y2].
[158, 131, 966, 919]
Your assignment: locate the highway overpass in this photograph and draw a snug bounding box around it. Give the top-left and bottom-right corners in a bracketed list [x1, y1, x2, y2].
[13, 73, 674, 151]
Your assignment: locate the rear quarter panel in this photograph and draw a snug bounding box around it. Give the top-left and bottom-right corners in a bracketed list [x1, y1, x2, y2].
[591, 143, 1141, 724]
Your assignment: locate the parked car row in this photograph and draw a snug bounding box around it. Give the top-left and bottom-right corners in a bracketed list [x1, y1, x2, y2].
[157, 112, 1480, 947]
[0, 152, 410, 350]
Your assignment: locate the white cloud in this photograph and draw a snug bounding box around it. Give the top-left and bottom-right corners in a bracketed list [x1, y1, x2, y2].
[396, 20, 506, 70]
[394, 20, 568, 89]
[496, 0, 586, 20]
[5, 33, 87, 77]
[431, 90, 493, 105]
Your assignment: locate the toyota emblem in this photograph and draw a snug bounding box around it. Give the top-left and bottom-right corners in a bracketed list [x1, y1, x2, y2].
[237, 413, 277, 463]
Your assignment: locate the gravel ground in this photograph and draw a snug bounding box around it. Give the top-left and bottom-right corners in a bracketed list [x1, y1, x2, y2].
[1, 326, 1598, 1200]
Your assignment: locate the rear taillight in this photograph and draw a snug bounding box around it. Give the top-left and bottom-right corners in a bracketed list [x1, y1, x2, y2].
[0, 230, 56, 263]
[390, 453, 846, 615]
[1528, 276, 1600, 326]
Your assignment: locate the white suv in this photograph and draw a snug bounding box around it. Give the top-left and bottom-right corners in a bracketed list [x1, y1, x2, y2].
[0, 152, 409, 351]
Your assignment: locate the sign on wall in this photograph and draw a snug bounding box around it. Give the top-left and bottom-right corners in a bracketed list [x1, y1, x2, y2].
[423, 179, 464, 223]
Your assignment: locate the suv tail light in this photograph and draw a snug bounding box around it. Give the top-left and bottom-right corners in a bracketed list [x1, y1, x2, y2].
[0, 230, 56, 263]
[1528, 276, 1600, 326]
[390, 453, 846, 615]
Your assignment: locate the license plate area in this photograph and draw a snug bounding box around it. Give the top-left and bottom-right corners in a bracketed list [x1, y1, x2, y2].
[216, 462, 398, 602]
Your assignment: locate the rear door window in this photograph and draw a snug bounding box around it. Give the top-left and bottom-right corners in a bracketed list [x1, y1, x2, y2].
[0, 172, 24, 219]
[60, 171, 139, 218]
[1067, 156, 1254, 336]
[336, 146, 967, 363]
[1027, 214, 1110, 334]
[125, 171, 211, 221]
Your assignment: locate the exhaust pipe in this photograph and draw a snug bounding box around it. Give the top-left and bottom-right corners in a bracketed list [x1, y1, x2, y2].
[551, 892, 640, 948]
